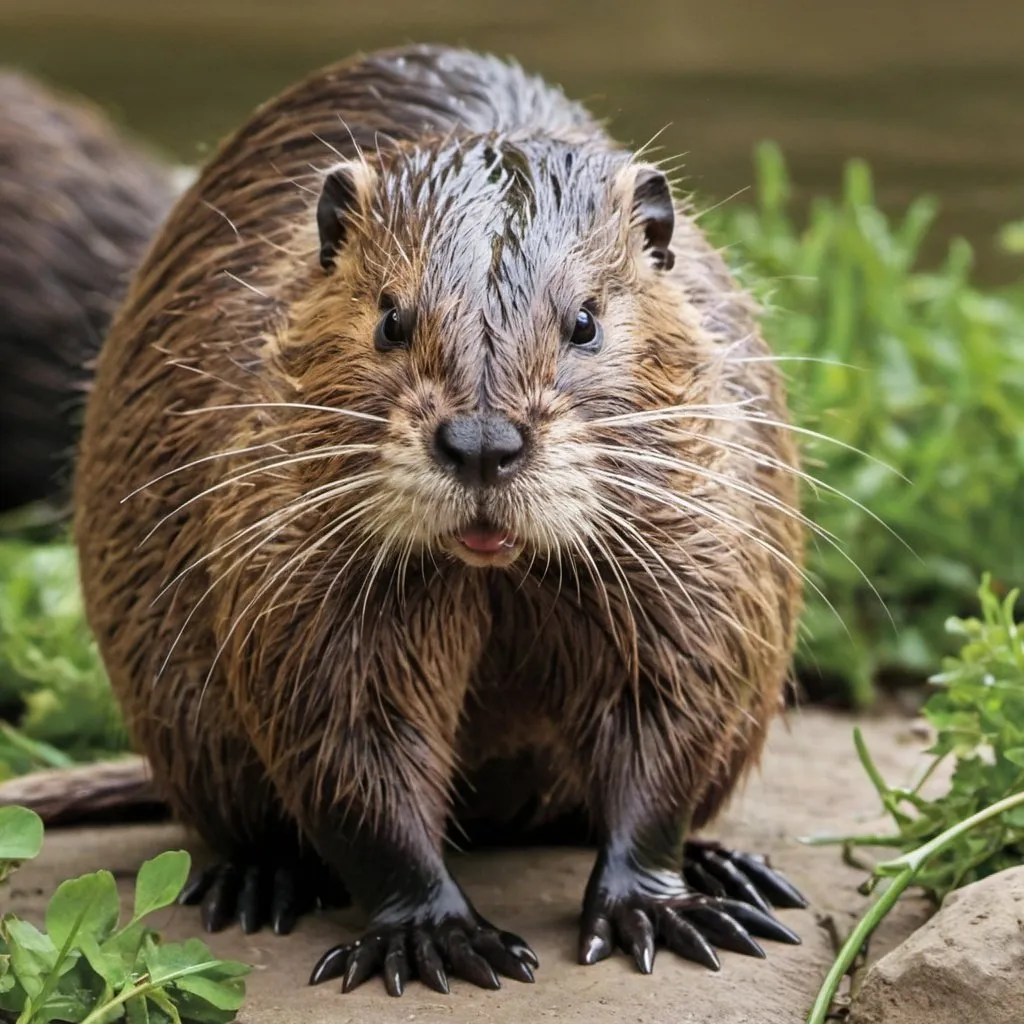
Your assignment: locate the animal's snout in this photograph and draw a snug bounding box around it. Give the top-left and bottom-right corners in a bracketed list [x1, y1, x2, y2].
[433, 414, 527, 487]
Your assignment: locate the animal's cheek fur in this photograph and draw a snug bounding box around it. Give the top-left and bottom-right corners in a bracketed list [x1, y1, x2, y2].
[498, 417, 607, 553]
[367, 404, 470, 545]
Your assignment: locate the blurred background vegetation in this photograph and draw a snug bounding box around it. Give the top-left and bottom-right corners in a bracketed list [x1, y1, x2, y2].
[0, 0, 1022, 770]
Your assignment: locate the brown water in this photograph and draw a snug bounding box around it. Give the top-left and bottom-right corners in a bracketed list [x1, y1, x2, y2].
[2, 0, 1023, 281]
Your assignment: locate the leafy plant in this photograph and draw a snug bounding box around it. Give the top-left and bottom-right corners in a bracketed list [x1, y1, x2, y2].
[706, 144, 1024, 704]
[809, 573, 1024, 894]
[0, 806, 251, 1024]
[0, 539, 126, 778]
[805, 574, 1024, 1022]
[0, 806, 44, 884]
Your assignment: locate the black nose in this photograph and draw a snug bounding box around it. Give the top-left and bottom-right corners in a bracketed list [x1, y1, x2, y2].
[434, 414, 527, 487]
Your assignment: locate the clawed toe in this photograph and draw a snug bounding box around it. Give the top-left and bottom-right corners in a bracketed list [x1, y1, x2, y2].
[683, 841, 809, 911]
[180, 858, 346, 935]
[579, 890, 799, 976]
[310, 920, 537, 996]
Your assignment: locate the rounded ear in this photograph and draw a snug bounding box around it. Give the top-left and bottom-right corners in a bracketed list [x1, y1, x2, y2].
[316, 160, 376, 271]
[629, 165, 676, 271]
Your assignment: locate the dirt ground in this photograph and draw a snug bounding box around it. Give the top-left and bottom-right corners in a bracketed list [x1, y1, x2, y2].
[5, 708, 936, 1024]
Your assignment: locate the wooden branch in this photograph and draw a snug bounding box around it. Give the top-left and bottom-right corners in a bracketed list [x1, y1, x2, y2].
[0, 756, 165, 826]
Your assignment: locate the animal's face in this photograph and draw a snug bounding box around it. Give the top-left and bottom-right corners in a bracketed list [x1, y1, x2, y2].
[285, 135, 718, 571]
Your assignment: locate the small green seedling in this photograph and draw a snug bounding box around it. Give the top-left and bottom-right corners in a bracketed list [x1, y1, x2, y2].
[0, 807, 251, 1024]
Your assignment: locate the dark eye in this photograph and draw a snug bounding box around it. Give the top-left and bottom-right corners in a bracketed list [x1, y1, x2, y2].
[568, 303, 603, 352]
[374, 296, 410, 352]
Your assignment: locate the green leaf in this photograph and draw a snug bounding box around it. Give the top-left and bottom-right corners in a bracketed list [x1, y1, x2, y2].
[133, 851, 190, 921]
[164, 992, 237, 1024]
[1002, 747, 1024, 768]
[40, 955, 108, 1023]
[34, 987, 97, 1024]
[2, 918, 57, 1000]
[145, 986, 183, 1024]
[94, 920, 147, 989]
[1001, 805, 1024, 829]
[173, 974, 246, 1012]
[132, 938, 250, 1024]
[126, 994, 151, 1024]
[142, 939, 233, 986]
[0, 807, 44, 862]
[46, 870, 120, 953]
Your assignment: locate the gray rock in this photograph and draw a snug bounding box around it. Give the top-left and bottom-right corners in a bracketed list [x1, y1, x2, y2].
[852, 865, 1024, 1024]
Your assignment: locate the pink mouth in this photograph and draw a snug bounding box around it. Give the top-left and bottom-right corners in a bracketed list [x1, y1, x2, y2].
[458, 527, 518, 553]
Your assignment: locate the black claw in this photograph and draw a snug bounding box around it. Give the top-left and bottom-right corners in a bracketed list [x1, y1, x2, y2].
[703, 850, 774, 914]
[411, 929, 450, 994]
[683, 861, 728, 900]
[499, 931, 539, 970]
[383, 933, 408, 998]
[717, 899, 802, 945]
[472, 931, 536, 983]
[179, 865, 218, 906]
[309, 945, 350, 986]
[202, 864, 242, 933]
[661, 909, 721, 971]
[343, 937, 385, 993]
[686, 905, 765, 959]
[446, 931, 501, 990]
[730, 852, 809, 909]
[684, 841, 809, 912]
[579, 915, 615, 965]
[635, 933, 655, 973]
[620, 908, 656, 974]
[238, 865, 263, 934]
[311, 914, 533, 995]
[271, 866, 298, 936]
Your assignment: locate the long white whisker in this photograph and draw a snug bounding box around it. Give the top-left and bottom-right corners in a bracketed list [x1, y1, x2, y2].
[596, 437, 907, 553]
[590, 502, 704, 625]
[587, 442, 843, 546]
[175, 401, 388, 424]
[582, 523, 642, 672]
[121, 432, 320, 501]
[152, 472, 388, 602]
[595, 406, 904, 480]
[139, 446, 380, 545]
[586, 442, 894, 626]
[589, 467, 845, 633]
[195, 494, 388, 716]
[157, 482, 385, 696]
[588, 397, 764, 426]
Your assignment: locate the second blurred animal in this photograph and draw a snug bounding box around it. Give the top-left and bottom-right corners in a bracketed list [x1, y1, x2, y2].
[0, 71, 187, 514]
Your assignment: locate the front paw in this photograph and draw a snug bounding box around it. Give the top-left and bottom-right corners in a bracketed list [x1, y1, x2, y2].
[179, 855, 348, 936]
[579, 858, 800, 975]
[309, 913, 538, 997]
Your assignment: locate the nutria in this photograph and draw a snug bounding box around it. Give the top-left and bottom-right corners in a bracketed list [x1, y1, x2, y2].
[73, 44, 808, 997]
[0, 70, 181, 514]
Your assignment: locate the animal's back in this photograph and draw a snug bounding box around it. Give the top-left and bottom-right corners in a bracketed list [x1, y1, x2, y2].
[0, 70, 177, 512]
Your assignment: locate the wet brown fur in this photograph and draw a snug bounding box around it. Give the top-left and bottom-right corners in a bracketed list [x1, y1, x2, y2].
[0, 70, 178, 512]
[74, 46, 802, 881]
